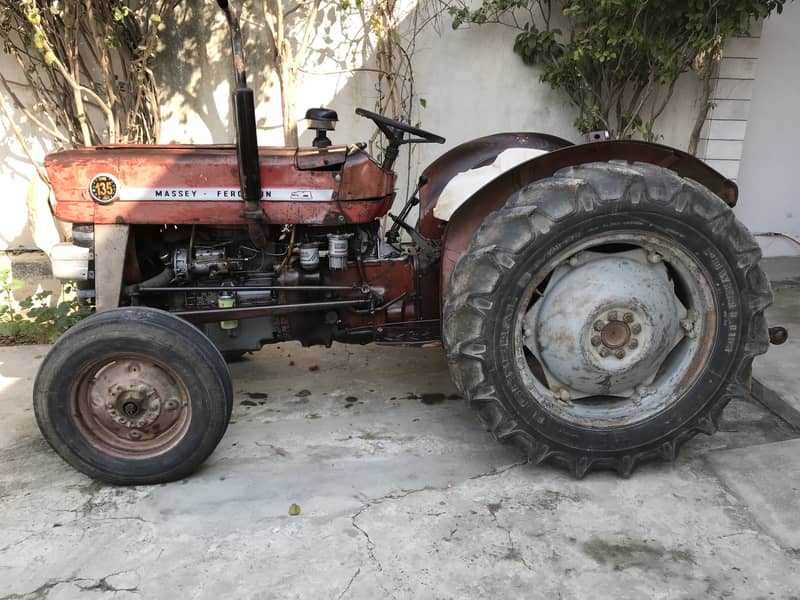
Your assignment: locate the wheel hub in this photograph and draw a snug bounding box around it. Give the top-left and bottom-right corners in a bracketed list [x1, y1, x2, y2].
[105, 383, 162, 429]
[76, 356, 191, 453]
[122, 400, 140, 417]
[599, 317, 630, 349]
[523, 250, 687, 398]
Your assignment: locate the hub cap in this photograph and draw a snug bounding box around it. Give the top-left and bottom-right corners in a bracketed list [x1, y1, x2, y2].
[515, 236, 716, 428]
[523, 250, 686, 398]
[71, 354, 191, 459]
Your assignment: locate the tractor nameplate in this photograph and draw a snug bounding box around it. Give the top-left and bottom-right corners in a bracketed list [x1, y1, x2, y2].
[88, 174, 120, 204]
[118, 188, 335, 202]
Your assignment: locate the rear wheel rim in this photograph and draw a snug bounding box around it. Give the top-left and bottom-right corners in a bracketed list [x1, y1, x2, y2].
[70, 353, 192, 459]
[515, 230, 717, 429]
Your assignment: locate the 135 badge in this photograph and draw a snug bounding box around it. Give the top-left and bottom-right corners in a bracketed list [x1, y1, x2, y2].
[88, 173, 120, 204]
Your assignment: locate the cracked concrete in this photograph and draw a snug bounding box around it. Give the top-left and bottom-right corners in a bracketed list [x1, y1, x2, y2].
[1, 341, 799, 599]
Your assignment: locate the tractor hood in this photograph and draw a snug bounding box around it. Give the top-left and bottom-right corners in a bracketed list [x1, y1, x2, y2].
[44, 143, 396, 226]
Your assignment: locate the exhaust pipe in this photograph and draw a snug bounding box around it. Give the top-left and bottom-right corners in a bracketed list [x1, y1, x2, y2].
[216, 0, 263, 221]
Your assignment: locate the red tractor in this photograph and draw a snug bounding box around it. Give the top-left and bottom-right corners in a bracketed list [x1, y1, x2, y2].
[33, 0, 786, 484]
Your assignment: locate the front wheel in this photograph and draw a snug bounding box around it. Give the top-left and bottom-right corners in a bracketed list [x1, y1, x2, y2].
[444, 161, 772, 477]
[34, 307, 232, 485]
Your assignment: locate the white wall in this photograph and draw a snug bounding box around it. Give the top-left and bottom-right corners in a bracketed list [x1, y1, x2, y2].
[735, 2, 800, 257]
[696, 26, 762, 181]
[0, 4, 718, 251]
[0, 54, 51, 250]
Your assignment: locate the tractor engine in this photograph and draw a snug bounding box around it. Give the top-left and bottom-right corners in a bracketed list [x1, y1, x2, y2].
[120, 223, 421, 355]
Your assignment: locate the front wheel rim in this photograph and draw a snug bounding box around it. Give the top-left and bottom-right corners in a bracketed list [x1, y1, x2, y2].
[70, 353, 192, 459]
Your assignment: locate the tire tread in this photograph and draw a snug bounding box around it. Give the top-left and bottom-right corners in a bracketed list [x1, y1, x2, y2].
[443, 161, 772, 477]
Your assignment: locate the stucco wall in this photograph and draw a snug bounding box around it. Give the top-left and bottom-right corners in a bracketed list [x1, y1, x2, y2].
[0, 54, 51, 250]
[0, 5, 734, 252]
[735, 2, 800, 257]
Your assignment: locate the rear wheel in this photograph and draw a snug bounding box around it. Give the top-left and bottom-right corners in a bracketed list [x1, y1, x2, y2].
[444, 161, 772, 477]
[34, 307, 232, 484]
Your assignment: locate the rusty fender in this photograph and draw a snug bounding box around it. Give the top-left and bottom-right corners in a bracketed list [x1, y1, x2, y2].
[433, 139, 739, 308]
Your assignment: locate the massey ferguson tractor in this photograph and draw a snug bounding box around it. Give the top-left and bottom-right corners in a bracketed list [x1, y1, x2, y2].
[32, 0, 786, 484]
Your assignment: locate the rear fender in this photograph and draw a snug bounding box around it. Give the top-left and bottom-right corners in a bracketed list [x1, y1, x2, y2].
[438, 139, 739, 308]
[417, 132, 573, 239]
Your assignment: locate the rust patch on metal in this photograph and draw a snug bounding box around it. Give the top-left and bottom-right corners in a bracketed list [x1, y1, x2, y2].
[601, 321, 631, 349]
[45, 144, 394, 226]
[418, 132, 573, 239]
[71, 354, 192, 459]
[438, 140, 738, 309]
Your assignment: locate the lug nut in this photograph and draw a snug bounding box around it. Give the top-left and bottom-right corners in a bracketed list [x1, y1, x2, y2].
[631, 323, 642, 335]
[105, 402, 114, 410]
[623, 312, 634, 323]
[628, 339, 639, 349]
[615, 349, 626, 359]
[129, 430, 142, 440]
[599, 347, 610, 358]
[591, 335, 602, 347]
[594, 320, 605, 332]
[607, 311, 618, 322]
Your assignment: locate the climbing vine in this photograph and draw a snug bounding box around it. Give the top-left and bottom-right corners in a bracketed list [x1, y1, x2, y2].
[0, 0, 174, 161]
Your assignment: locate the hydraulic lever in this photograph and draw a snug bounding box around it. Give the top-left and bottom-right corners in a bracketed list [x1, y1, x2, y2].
[386, 176, 427, 243]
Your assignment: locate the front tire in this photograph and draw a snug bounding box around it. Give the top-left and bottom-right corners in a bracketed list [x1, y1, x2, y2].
[34, 307, 233, 485]
[444, 161, 772, 477]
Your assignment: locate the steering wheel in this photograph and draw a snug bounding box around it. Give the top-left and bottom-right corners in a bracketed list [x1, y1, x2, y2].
[356, 107, 445, 145]
[356, 107, 445, 170]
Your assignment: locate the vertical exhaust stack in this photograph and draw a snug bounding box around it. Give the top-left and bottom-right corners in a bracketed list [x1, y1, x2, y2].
[216, 0, 263, 221]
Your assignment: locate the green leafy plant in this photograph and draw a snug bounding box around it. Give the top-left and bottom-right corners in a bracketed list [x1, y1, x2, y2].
[0, 270, 91, 343]
[450, 0, 787, 140]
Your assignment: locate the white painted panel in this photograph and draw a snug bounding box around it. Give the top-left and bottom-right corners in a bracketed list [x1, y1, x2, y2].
[713, 79, 754, 101]
[708, 99, 751, 120]
[705, 159, 741, 179]
[723, 37, 761, 59]
[718, 58, 757, 79]
[704, 140, 745, 160]
[706, 120, 749, 140]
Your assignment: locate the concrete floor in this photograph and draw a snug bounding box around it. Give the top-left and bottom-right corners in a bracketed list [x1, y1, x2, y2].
[1, 339, 800, 599]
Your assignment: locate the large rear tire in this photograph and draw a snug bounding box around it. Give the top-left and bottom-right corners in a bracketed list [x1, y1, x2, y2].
[443, 161, 772, 477]
[34, 307, 233, 485]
